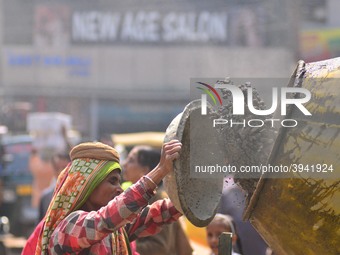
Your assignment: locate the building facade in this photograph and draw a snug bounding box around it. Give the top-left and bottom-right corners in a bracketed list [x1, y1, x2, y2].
[0, 0, 302, 139]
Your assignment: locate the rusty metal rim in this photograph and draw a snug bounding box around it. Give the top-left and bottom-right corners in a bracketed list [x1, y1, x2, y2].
[243, 60, 306, 221]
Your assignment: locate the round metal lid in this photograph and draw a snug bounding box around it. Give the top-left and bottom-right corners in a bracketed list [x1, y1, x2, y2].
[163, 100, 225, 227]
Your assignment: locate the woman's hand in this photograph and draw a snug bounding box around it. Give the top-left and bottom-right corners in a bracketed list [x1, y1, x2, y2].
[158, 140, 182, 176]
[145, 140, 182, 188]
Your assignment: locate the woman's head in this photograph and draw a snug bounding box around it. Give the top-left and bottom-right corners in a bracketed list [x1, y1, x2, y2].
[69, 142, 123, 211]
[206, 214, 237, 255]
[122, 145, 160, 184]
[82, 169, 123, 211]
[37, 141, 122, 254]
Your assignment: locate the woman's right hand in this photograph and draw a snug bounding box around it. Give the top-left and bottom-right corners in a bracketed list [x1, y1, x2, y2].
[145, 140, 182, 188]
[158, 140, 182, 176]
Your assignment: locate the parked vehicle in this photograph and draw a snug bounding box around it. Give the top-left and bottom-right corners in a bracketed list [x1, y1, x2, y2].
[0, 134, 37, 238]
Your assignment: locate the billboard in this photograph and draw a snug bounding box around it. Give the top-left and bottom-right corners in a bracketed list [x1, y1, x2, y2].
[3, 0, 276, 47]
[1, 0, 292, 91]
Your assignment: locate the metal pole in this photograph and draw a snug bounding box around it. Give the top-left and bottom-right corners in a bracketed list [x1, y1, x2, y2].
[90, 96, 98, 141]
[218, 232, 233, 255]
[0, 0, 3, 97]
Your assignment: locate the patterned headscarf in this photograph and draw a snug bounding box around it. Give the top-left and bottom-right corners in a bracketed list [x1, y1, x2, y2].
[35, 142, 123, 255]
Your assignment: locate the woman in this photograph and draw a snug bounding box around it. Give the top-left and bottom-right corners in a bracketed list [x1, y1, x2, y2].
[22, 139, 182, 255]
[123, 145, 193, 255]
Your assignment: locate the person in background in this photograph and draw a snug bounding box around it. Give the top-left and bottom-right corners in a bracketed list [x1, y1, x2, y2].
[29, 125, 73, 209]
[28, 148, 55, 208]
[22, 140, 183, 255]
[206, 213, 242, 255]
[38, 125, 73, 221]
[38, 151, 71, 222]
[123, 145, 193, 255]
[218, 177, 268, 255]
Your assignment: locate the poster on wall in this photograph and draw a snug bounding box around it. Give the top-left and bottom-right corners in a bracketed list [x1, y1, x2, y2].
[34, 5, 71, 48]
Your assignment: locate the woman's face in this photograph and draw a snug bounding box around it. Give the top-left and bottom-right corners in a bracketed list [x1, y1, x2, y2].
[83, 169, 123, 211]
[122, 147, 149, 184]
